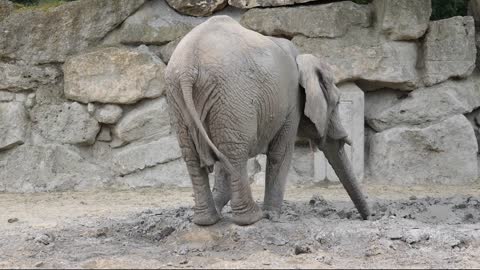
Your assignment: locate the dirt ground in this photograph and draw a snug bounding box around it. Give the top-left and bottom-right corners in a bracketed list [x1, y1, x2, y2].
[1, 183, 480, 269]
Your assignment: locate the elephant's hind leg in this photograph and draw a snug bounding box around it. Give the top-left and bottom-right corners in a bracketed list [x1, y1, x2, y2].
[177, 126, 220, 226]
[212, 162, 231, 213]
[263, 117, 298, 219]
[215, 143, 262, 225]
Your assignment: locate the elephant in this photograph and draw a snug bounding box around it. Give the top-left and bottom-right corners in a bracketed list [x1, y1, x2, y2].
[165, 15, 370, 226]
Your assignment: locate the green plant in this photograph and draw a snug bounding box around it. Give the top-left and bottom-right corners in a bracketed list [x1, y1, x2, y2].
[431, 0, 469, 20]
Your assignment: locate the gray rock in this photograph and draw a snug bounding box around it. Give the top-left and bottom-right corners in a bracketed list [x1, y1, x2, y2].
[0, 144, 113, 192]
[103, 0, 203, 46]
[0, 62, 59, 92]
[165, 0, 227, 17]
[94, 104, 123, 124]
[30, 102, 100, 145]
[0, 91, 14, 102]
[229, 0, 320, 9]
[149, 38, 181, 63]
[0, 0, 145, 64]
[366, 115, 478, 185]
[293, 28, 418, 90]
[103, 1, 244, 46]
[97, 126, 112, 142]
[113, 135, 182, 175]
[64, 46, 166, 104]
[365, 76, 480, 132]
[0, 0, 14, 21]
[422, 16, 476, 86]
[117, 158, 191, 188]
[113, 97, 171, 145]
[25, 93, 36, 108]
[240, 2, 371, 38]
[373, 0, 431, 40]
[0, 102, 27, 151]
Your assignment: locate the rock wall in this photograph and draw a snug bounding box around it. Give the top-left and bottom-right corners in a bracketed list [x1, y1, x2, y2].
[0, 0, 479, 192]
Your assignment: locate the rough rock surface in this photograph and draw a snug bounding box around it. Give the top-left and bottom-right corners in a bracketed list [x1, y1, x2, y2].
[240, 2, 371, 38]
[423, 16, 476, 86]
[0, 102, 27, 151]
[118, 159, 190, 188]
[0, 63, 59, 92]
[165, 0, 227, 17]
[113, 135, 182, 175]
[113, 97, 171, 145]
[0, 0, 14, 21]
[229, 0, 320, 9]
[64, 46, 166, 104]
[0, 144, 112, 192]
[93, 104, 123, 124]
[293, 29, 418, 89]
[0, 0, 145, 64]
[30, 102, 100, 145]
[103, 0, 243, 46]
[367, 115, 478, 185]
[0, 91, 14, 102]
[365, 76, 480, 132]
[373, 0, 431, 40]
[149, 38, 181, 63]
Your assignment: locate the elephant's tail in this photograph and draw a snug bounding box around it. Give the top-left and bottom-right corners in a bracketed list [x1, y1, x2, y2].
[180, 79, 238, 178]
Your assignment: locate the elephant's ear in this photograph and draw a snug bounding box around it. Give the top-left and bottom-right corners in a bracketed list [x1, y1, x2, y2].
[296, 54, 340, 140]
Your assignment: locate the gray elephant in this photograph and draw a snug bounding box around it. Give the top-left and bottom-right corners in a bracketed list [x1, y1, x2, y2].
[165, 15, 370, 226]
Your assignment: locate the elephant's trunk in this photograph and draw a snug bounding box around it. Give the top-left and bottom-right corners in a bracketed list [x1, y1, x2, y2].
[322, 139, 370, 220]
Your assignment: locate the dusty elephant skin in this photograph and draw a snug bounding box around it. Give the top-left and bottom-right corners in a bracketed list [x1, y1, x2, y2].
[165, 16, 370, 226]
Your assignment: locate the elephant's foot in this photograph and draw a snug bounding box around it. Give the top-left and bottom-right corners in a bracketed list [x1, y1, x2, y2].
[193, 209, 221, 226]
[232, 203, 263, 226]
[262, 206, 281, 222]
[213, 191, 230, 213]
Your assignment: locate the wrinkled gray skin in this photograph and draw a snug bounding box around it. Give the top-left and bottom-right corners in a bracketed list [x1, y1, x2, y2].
[165, 16, 370, 226]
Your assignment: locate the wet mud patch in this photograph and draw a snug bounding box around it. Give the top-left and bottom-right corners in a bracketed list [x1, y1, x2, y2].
[1, 192, 480, 268]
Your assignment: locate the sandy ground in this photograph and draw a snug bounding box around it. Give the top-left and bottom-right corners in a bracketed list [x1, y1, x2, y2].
[1, 183, 480, 269]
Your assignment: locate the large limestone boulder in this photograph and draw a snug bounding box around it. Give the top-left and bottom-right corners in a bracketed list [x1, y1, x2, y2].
[240, 2, 371, 38]
[365, 76, 480, 132]
[0, 63, 59, 92]
[422, 16, 476, 86]
[0, 0, 13, 21]
[165, 0, 227, 17]
[103, 0, 202, 46]
[103, 0, 243, 46]
[0, 144, 112, 192]
[113, 97, 171, 145]
[30, 102, 100, 145]
[0, 102, 27, 151]
[0, 0, 145, 64]
[293, 28, 418, 90]
[64, 46, 166, 104]
[373, 0, 431, 40]
[229, 0, 319, 9]
[113, 135, 182, 175]
[366, 115, 478, 185]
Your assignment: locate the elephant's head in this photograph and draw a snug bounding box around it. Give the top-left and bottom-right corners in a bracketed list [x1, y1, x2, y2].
[295, 54, 370, 220]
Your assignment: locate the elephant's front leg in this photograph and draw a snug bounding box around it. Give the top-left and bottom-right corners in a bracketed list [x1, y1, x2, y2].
[212, 162, 231, 213]
[263, 122, 297, 219]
